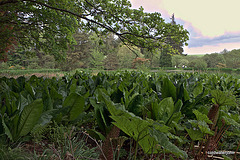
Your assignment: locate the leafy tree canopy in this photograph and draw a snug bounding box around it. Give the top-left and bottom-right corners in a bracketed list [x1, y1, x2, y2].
[0, 0, 189, 61]
[203, 53, 226, 68]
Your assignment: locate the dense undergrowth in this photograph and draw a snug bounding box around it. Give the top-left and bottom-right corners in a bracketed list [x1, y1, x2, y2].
[0, 71, 240, 159]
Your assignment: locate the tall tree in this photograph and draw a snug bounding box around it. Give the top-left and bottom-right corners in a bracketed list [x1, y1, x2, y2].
[203, 53, 226, 68]
[160, 14, 185, 67]
[223, 49, 240, 69]
[69, 30, 92, 68]
[159, 46, 172, 67]
[167, 14, 184, 54]
[0, 0, 189, 61]
[172, 55, 187, 67]
[117, 45, 136, 68]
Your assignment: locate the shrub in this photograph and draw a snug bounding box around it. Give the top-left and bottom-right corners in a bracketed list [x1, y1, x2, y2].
[220, 68, 233, 74]
[28, 62, 40, 69]
[0, 62, 9, 69]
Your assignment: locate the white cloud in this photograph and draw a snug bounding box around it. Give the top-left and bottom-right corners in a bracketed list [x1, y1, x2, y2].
[185, 42, 240, 55]
[129, 0, 240, 54]
[161, 0, 240, 37]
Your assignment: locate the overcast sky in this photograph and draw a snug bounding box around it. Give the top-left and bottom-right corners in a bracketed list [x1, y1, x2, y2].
[130, 0, 240, 55]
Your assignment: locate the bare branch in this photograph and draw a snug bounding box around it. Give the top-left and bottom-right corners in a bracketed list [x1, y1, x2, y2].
[0, 0, 18, 6]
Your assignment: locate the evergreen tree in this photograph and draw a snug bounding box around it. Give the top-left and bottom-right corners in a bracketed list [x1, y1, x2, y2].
[168, 14, 184, 54]
[160, 14, 185, 67]
[104, 53, 119, 70]
[159, 47, 172, 67]
[57, 30, 91, 70]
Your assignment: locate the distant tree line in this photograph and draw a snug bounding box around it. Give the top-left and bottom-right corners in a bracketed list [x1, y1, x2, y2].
[172, 49, 240, 70]
[0, 31, 147, 70]
[1, 30, 240, 71]
[0, 27, 184, 71]
[1, 11, 188, 71]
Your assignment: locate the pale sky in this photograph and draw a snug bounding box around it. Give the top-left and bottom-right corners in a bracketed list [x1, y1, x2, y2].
[130, 0, 240, 55]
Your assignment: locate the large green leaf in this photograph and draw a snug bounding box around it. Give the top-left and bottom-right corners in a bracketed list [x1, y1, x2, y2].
[37, 109, 57, 126]
[211, 90, 236, 106]
[2, 117, 13, 141]
[192, 82, 203, 98]
[197, 120, 214, 135]
[110, 88, 124, 103]
[183, 87, 190, 101]
[193, 110, 212, 124]
[100, 91, 184, 156]
[49, 86, 63, 109]
[42, 85, 53, 111]
[161, 77, 176, 101]
[24, 82, 35, 99]
[111, 113, 157, 154]
[69, 78, 78, 94]
[63, 93, 85, 121]
[109, 104, 186, 157]
[0, 81, 10, 94]
[87, 129, 105, 141]
[17, 99, 43, 137]
[127, 94, 144, 116]
[152, 97, 174, 123]
[90, 97, 111, 134]
[185, 128, 203, 141]
[149, 128, 188, 159]
[222, 116, 240, 128]
[188, 110, 214, 136]
[174, 99, 183, 113]
[166, 112, 182, 127]
[17, 94, 29, 113]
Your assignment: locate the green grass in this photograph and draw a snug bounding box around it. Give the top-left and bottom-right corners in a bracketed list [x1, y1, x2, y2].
[0, 144, 33, 160]
[187, 54, 205, 57]
[0, 69, 61, 75]
[1, 67, 240, 79]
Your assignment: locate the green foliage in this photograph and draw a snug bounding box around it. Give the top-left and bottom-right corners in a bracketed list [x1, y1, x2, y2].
[17, 99, 43, 137]
[63, 93, 85, 121]
[160, 48, 173, 67]
[117, 45, 136, 68]
[1, 98, 43, 141]
[153, 98, 183, 130]
[1, 0, 189, 61]
[104, 53, 119, 70]
[41, 55, 56, 69]
[0, 144, 33, 160]
[0, 62, 9, 69]
[90, 49, 105, 69]
[101, 90, 187, 158]
[149, 128, 188, 159]
[203, 53, 226, 68]
[186, 110, 214, 141]
[136, 63, 150, 72]
[1, 71, 240, 159]
[185, 49, 240, 71]
[223, 49, 240, 69]
[192, 110, 213, 134]
[192, 59, 207, 70]
[172, 55, 189, 68]
[36, 126, 99, 160]
[161, 77, 177, 101]
[27, 57, 41, 69]
[211, 90, 236, 107]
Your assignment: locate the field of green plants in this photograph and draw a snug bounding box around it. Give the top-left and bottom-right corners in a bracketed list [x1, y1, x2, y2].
[0, 71, 240, 159]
